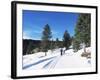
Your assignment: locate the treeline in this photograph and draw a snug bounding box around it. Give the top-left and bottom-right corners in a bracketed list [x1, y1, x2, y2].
[23, 39, 41, 55]
[23, 39, 63, 55]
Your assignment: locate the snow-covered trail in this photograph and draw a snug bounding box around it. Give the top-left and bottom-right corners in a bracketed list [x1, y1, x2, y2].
[54, 49, 91, 69]
[23, 49, 61, 70]
[23, 47, 91, 70]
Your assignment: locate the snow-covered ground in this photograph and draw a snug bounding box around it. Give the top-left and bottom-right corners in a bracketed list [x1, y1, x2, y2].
[23, 47, 91, 70]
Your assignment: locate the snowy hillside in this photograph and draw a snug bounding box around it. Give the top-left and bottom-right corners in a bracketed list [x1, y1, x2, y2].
[23, 47, 91, 70]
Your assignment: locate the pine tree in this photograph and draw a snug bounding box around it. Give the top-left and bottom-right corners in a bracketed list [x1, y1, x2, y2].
[74, 13, 91, 52]
[63, 30, 71, 50]
[56, 38, 59, 48]
[50, 39, 54, 52]
[41, 24, 52, 56]
[26, 41, 33, 54]
[73, 37, 80, 52]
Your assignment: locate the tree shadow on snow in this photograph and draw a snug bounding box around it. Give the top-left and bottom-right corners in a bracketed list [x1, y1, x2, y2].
[43, 60, 53, 68]
[23, 56, 56, 69]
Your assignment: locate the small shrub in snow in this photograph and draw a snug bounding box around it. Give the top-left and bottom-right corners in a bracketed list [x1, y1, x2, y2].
[81, 51, 91, 58]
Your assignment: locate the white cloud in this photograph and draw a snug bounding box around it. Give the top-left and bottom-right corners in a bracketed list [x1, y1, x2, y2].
[23, 31, 33, 39]
[23, 29, 42, 40]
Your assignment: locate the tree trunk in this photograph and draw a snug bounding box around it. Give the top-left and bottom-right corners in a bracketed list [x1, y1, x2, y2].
[45, 52, 47, 56]
[84, 47, 86, 53]
[83, 43, 86, 53]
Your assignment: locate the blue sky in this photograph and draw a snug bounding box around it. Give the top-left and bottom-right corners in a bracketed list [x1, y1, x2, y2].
[23, 10, 79, 41]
